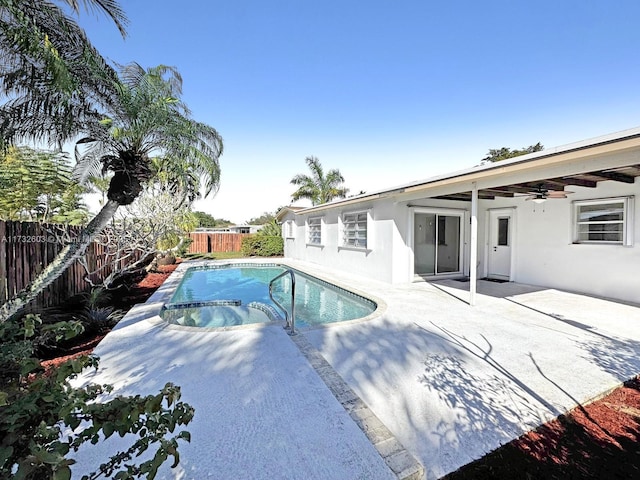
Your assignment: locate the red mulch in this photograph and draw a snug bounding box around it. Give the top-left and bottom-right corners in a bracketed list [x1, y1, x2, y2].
[111, 263, 179, 311]
[41, 263, 178, 370]
[443, 377, 640, 479]
[44, 261, 640, 478]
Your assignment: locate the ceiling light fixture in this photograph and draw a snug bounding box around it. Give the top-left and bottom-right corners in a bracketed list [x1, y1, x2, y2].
[532, 197, 546, 204]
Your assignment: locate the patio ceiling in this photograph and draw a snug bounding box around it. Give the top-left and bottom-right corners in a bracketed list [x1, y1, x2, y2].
[433, 164, 640, 201]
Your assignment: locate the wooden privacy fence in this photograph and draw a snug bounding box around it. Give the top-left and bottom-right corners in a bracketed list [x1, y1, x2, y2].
[0, 220, 139, 310]
[188, 232, 250, 253]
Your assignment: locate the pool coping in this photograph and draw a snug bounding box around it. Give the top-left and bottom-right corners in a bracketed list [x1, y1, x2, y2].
[129, 259, 421, 479]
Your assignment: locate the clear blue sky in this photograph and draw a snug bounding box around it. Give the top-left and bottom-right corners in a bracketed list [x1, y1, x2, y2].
[78, 0, 640, 223]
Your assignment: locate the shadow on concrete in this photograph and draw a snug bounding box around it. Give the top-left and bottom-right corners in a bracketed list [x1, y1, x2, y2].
[429, 279, 547, 302]
[306, 316, 566, 478]
[417, 323, 559, 452]
[575, 333, 640, 383]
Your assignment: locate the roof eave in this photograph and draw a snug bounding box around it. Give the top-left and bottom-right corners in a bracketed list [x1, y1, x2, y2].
[293, 126, 640, 215]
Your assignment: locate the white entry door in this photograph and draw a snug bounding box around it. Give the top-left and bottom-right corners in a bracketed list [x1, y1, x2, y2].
[487, 209, 513, 280]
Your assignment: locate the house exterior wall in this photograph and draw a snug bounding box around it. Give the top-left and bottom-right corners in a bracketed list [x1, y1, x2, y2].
[282, 200, 407, 283]
[281, 198, 475, 284]
[487, 179, 640, 302]
[280, 149, 640, 304]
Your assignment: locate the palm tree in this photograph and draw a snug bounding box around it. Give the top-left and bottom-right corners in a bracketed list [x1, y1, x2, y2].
[290, 156, 349, 206]
[0, 63, 223, 322]
[0, 0, 128, 150]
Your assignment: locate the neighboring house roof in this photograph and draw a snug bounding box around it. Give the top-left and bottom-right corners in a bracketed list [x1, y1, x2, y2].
[276, 205, 306, 221]
[291, 126, 640, 215]
[195, 224, 265, 232]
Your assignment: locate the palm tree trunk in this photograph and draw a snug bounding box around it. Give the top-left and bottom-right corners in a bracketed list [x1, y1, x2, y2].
[0, 200, 120, 322]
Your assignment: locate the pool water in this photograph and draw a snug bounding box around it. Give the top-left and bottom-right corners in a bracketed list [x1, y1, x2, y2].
[161, 264, 376, 328]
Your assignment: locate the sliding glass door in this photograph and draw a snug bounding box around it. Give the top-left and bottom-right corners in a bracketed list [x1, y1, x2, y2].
[414, 212, 462, 276]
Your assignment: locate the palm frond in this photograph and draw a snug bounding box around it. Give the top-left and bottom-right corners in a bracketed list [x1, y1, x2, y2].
[0, 0, 120, 146]
[73, 140, 108, 184]
[72, 64, 223, 206]
[68, 0, 129, 37]
[290, 156, 348, 205]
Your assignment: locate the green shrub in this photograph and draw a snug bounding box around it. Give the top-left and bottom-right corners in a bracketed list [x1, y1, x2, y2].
[241, 235, 283, 257]
[0, 314, 194, 479]
[257, 220, 282, 237]
[79, 306, 123, 335]
[73, 288, 123, 336]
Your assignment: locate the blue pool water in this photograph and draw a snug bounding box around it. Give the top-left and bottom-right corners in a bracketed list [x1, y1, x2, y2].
[161, 264, 376, 328]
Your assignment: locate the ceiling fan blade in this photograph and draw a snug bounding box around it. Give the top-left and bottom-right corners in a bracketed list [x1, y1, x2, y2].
[547, 190, 573, 198]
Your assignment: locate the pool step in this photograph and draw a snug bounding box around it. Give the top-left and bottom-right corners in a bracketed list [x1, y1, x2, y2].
[162, 299, 242, 310]
[290, 333, 425, 480]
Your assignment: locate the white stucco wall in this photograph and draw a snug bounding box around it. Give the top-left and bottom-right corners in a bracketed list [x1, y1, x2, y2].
[280, 177, 639, 304]
[488, 179, 640, 303]
[281, 198, 473, 284]
[281, 200, 405, 283]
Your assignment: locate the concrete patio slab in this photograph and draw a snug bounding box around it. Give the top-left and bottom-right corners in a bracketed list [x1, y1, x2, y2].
[70, 259, 640, 479]
[70, 311, 398, 480]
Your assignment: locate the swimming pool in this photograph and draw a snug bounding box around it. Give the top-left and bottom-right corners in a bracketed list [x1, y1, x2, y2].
[160, 264, 377, 329]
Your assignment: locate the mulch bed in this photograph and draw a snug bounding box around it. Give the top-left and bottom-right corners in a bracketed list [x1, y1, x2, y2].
[44, 262, 640, 478]
[111, 263, 179, 311]
[40, 263, 178, 371]
[443, 377, 640, 479]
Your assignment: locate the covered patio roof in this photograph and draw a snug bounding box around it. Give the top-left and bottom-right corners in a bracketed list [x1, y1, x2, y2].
[433, 163, 640, 201]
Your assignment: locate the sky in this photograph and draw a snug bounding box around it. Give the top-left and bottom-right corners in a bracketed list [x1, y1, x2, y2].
[76, 0, 640, 224]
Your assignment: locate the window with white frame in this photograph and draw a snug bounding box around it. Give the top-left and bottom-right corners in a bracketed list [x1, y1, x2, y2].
[574, 197, 634, 245]
[307, 217, 322, 245]
[342, 210, 368, 248]
[284, 220, 295, 239]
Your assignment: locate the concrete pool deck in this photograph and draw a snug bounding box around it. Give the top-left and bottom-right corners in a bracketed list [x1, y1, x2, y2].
[71, 259, 640, 479]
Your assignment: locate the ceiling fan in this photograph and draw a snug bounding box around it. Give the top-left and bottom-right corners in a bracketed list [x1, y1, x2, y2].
[523, 184, 573, 203]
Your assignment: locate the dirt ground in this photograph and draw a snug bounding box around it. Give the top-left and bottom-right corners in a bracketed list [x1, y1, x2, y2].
[43, 264, 640, 479]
